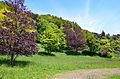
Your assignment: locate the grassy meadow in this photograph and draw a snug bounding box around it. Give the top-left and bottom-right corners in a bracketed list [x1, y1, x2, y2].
[106, 75, 120, 79]
[110, 76, 120, 79]
[0, 52, 120, 79]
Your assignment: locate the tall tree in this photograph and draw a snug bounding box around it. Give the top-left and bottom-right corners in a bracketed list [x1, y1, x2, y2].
[0, 0, 37, 66]
[74, 27, 86, 51]
[106, 33, 110, 39]
[37, 18, 65, 53]
[100, 30, 105, 38]
[99, 37, 115, 58]
[86, 32, 99, 53]
[111, 36, 120, 55]
[64, 24, 85, 52]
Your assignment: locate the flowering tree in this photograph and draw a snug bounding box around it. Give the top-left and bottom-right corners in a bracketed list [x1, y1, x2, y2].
[0, 0, 37, 66]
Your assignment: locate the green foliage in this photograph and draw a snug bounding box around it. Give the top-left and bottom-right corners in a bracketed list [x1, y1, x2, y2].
[82, 30, 118, 58]
[38, 14, 79, 29]
[0, 2, 9, 20]
[83, 30, 99, 53]
[99, 37, 115, 58]
[111, 36, 120, 55]
[37, 18, 65, 53]
[37, 18, 48, 42]
[0, 1, 9, 11]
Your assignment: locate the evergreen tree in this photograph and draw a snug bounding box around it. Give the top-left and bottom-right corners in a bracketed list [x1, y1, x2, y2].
[101, 30, 105, 38]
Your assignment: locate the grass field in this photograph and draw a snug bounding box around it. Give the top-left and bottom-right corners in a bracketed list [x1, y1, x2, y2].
[110, 76, 120, 79]
[106, 75, 120, 79]
[0, 52, 120, 79]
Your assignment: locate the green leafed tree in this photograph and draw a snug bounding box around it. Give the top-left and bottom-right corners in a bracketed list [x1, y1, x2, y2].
[99, 36, 115, 58]
[0, 1, 12, 20]
[83, 30, 99, 53]
[37, 18, 65, 53]
[111, 36, 120, 55]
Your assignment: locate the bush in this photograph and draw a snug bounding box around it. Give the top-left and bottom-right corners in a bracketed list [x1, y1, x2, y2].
[98, 46, 115, 58]
[107, 52, 115, 58]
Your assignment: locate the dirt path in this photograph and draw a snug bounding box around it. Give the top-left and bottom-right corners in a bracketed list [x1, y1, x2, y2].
[49, 68, 120, 79]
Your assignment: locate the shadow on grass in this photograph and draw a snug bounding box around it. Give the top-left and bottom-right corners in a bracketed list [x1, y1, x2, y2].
[38, 51, 55, 56]
[65, 51, 81, 55]
[0, 59, 30, 67]
[81, 50, 98, 56]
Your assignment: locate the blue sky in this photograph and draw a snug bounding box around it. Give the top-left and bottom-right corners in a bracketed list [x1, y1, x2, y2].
[1, 0, 120, 35]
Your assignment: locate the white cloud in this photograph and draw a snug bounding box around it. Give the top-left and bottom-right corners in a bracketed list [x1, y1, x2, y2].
[64, 15, 103, 34]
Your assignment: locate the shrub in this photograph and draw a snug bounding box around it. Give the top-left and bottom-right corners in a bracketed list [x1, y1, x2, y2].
[98, 46, 115, 58]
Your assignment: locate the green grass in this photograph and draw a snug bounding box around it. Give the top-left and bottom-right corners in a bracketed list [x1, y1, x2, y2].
[110, 75, 120, 79]
[0, 53, 120, 79]
[106, 75, 120, 79]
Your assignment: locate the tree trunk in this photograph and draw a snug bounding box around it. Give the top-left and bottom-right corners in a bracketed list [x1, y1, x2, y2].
[8, 54, 18, 67]
[9, 53, 15, 67]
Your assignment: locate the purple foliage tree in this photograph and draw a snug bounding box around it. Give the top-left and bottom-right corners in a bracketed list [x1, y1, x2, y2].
[0, 0, 37, 66]
[64, 24, 85, 52]
[74, 27, 86, 51]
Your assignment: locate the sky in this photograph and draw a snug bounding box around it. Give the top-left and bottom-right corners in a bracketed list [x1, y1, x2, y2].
[1, 0, 120, 35]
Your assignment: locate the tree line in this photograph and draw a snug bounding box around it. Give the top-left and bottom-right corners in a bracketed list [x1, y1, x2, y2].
[37, 14, 120, 58]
